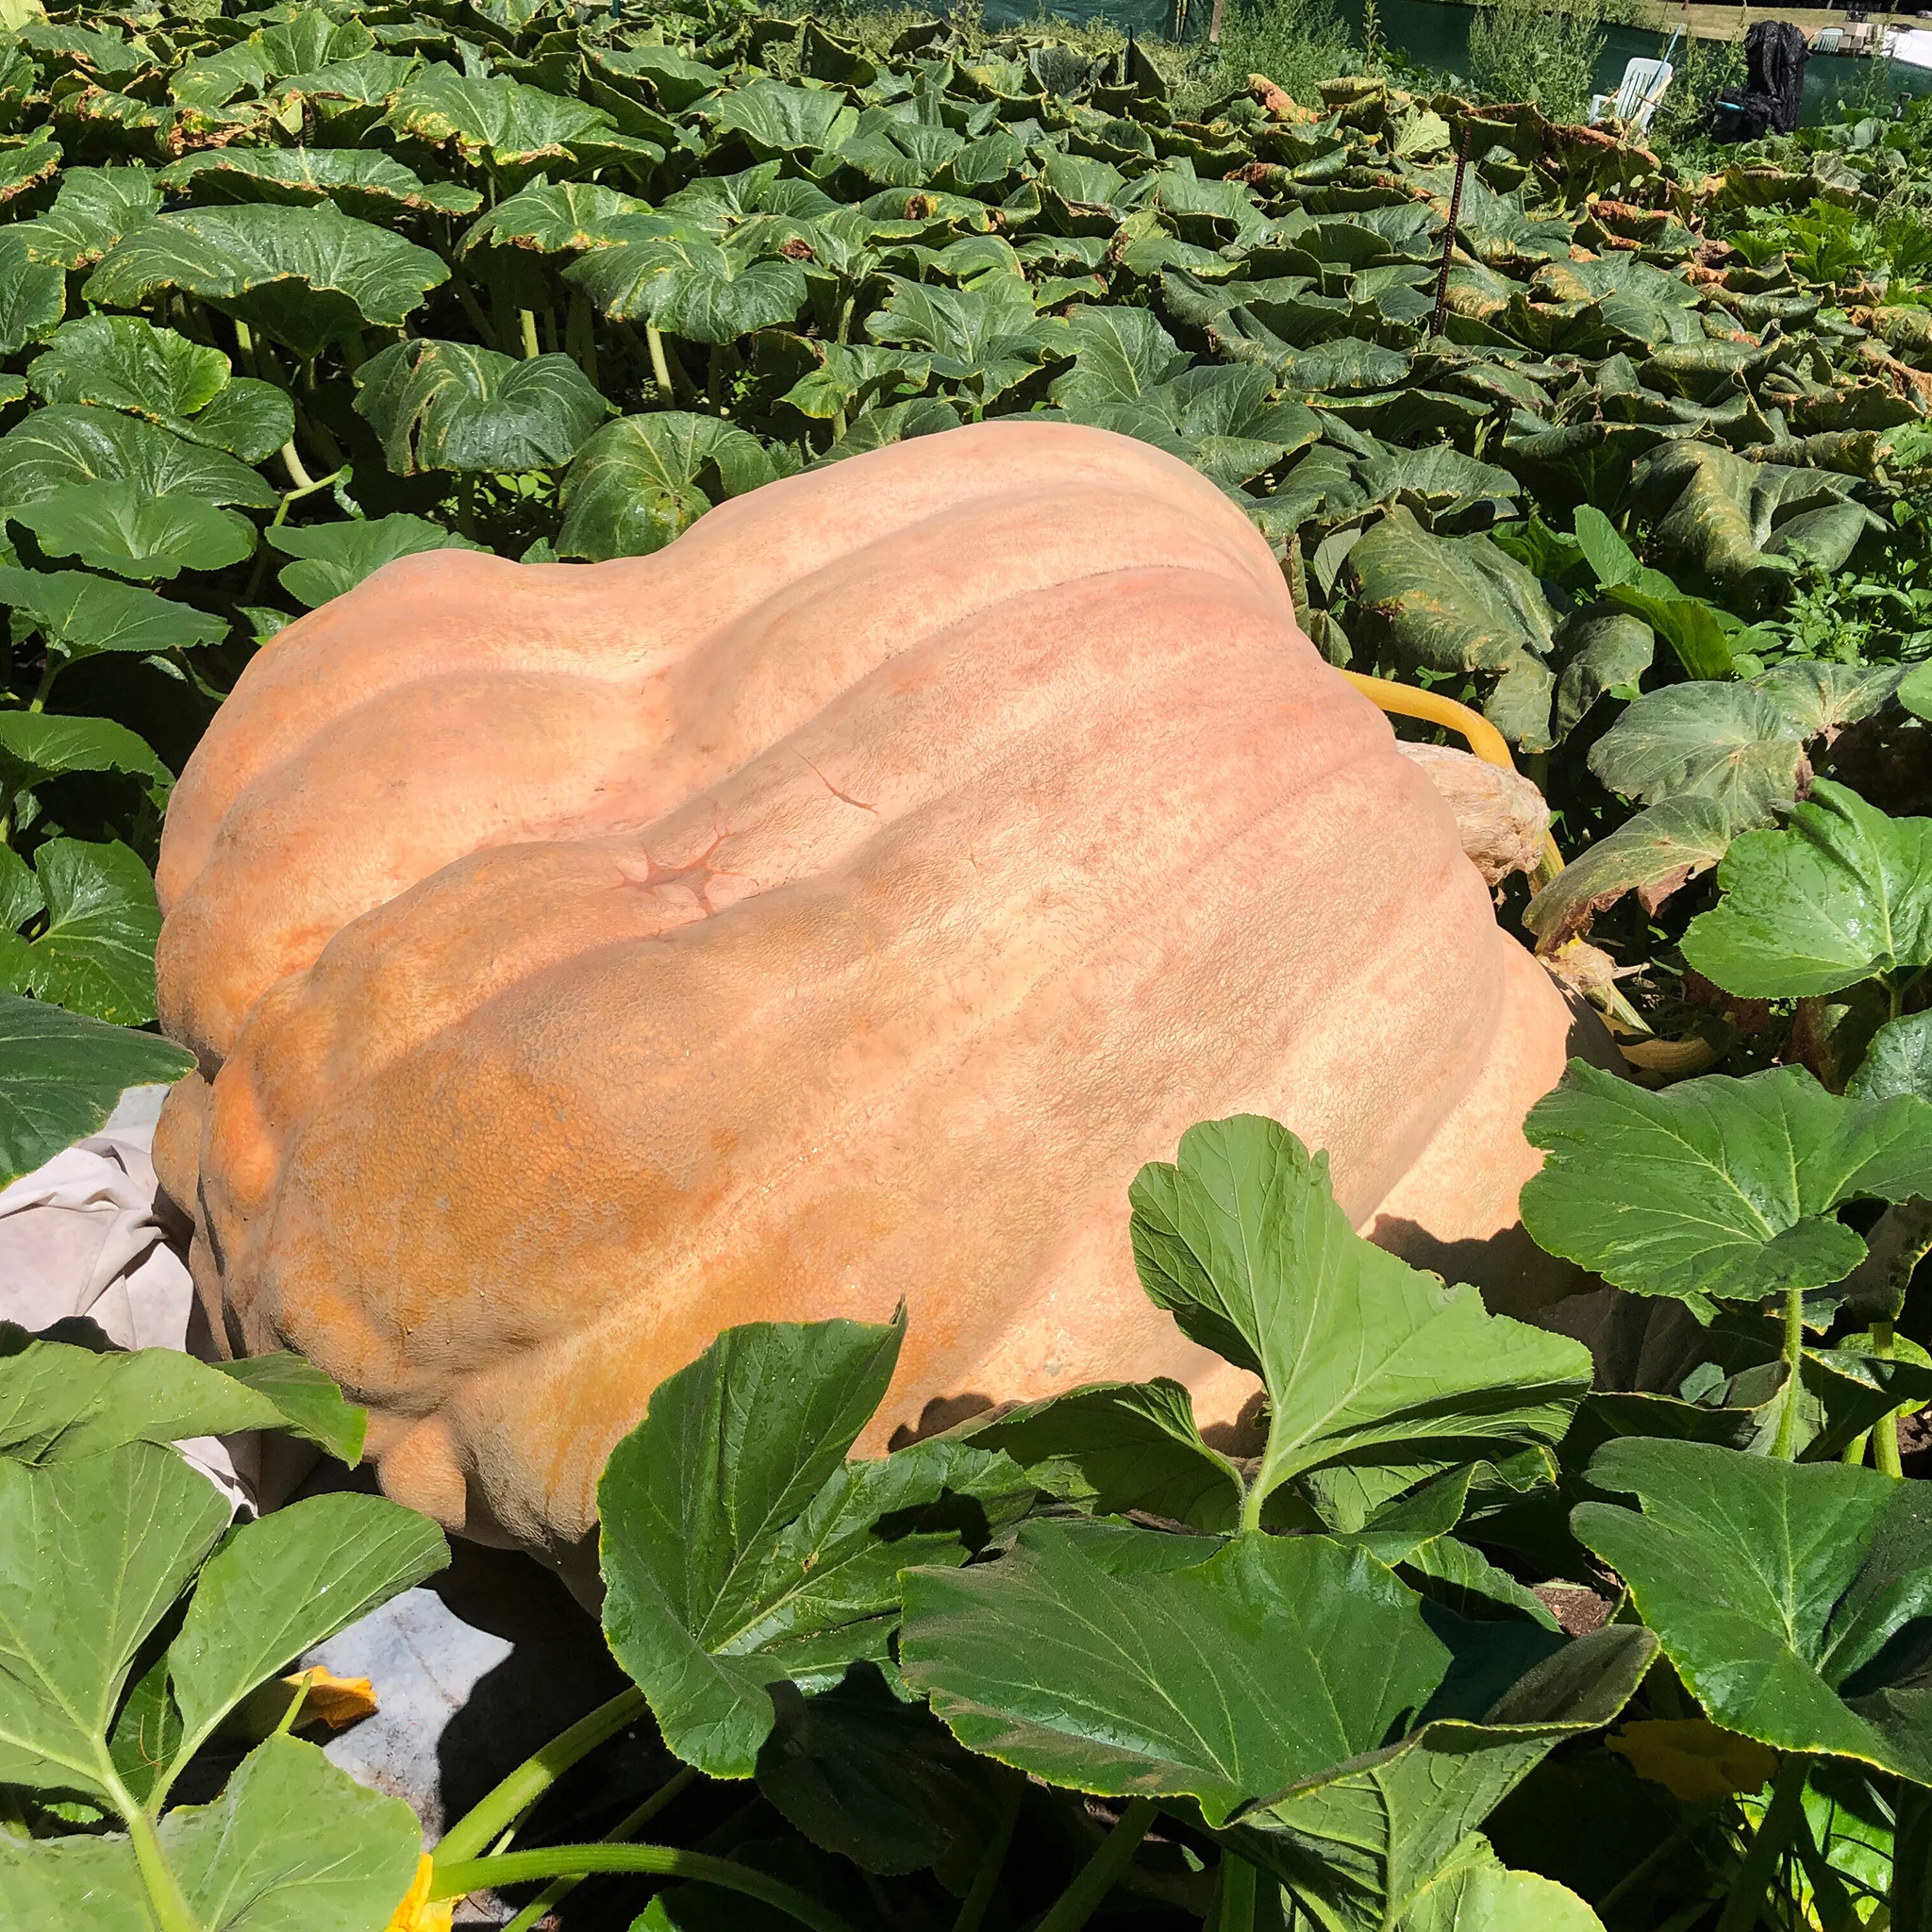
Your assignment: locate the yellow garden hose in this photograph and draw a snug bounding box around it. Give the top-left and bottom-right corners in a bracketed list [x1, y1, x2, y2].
[1340, 670, 1701, 1066]
[1340, 670, 1566, 884]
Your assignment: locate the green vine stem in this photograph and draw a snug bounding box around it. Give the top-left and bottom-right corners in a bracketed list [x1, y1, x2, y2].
[1872, 1321, 1904, 1478]
[950, 1777, 1023, 1932]
[99, 1759, 204, 1932]
[1713, 1756, 1809, 1932]
[1033, 1797, 1160, 1932]
[427, 1842, 859, 1932]
[1771, 1286, 1806, 1460]
[644, 321, 676, 400]
[278, 441, 315, 493]
[497, 1762, 699, 1932]
[1215, 1848, 1257, 1932]
[519, 308, 540, 360]
[432, 1684, 645, 1867]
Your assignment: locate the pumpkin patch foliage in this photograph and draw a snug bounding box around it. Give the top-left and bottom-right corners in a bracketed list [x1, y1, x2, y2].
[1, 0, 1931, 1926]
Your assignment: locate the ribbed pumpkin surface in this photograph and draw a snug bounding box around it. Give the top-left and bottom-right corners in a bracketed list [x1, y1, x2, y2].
[154, 421, 1590, 1569]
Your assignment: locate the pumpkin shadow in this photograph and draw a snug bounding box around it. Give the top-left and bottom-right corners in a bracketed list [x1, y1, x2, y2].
[426, 1540, 659, 1833]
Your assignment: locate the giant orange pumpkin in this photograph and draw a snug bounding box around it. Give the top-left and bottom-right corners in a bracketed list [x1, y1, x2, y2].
[153, 421, 1600, 1573]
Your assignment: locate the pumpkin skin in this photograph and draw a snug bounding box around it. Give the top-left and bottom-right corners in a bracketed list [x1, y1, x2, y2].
[154, 420, 1600, 1578]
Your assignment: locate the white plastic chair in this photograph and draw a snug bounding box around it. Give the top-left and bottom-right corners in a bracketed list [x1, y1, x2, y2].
[1589, 57, 1675, 132]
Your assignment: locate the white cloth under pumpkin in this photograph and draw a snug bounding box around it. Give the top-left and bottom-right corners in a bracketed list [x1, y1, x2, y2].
[0, 1087, 258, 1510]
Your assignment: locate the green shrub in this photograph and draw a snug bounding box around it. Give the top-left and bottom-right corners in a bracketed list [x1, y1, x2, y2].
[1467, 0, 1606, 122]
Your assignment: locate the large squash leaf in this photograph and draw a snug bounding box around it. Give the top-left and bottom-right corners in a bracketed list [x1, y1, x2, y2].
[1574, 1439, 1932, 1785]
[0, 230, 65, 358]
[10, 480, 254, 581]
[1524, 795, 1735, 948]
[0, 405, 272, 511]
[87, 205, 450, 358]
[461, 178, 647, 258]
[0, 991, 192, 1187]
[1587, 664, 1902, 824]
[1128, 1117, 1591, 1528]
[1343, 507, 1557, 675]
[598, 1312, 1030, 1778]
[1523, 1060, 1932, 1307]
[0, 838, 164, 1024]
[1634, 441, 1886, 602]
[353, 338, 609, 475]
[11, 165, 161, 271]
[0, 1442, 230, 1797]
[1681, 781, 1932, 1000]
[158, 145, 482, 219]
[901, 1520, 1649, 1926]
[0, 1327, 364, 1468]
[267, 513, 486, 608]
[567, 223, 808, 341]
[558, 411, 776, 559]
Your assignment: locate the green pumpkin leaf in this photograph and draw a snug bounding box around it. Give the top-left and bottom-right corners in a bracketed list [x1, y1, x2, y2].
[0, 712, 174, 807]
[902, 1524, 1448, 1822]
[1130, 1117, 1591, 1527]
[558, 411, 775, 560]
[868, 276, 1070, 402]
[1048, 304, 1191, 409]
[266, 513, 486, 608]
[353, 338, 609, 475]
[0, 405, 275, 511]
[461, 178, 647, 257]
[208, 1354, 365, 1464]
[387, 66, 635, 181]
[23, 313, 292, 466]
[158, 144, 482, 220]
[86, 205, 450, 358]
[1635, 441, 1884, 602]
[1682, 781, 1932, 1000]
[1574, 1438, 1932, 1784]
[271, 51, 421, 114]
[1550, 608, 1654, 743]
[0, 1442, 229, 1796]
[1599, 581, 1735, 681]
[172, 378, 293, 466]
[959, 1378, 1246, 1530]
[1383, 1846, 1607, 1931]
[0, 839, 163, 1024]
[1232, 1625, 1653, 1926]
[598, 1314, 1029, 1778]
[0, 992, 192, 1187]
[1343, 507, 1557, 675]
[163, 1495, 447, 1780]
[0, 1735, 423, 1932]
[28, 314, 228, 421]
[711, 78, 859, 158]
[1523, 795, 1740, 949]
[0, 136, 61, 208]
[10, 481, 255, 582]
[1583, 663, 1898, 824]
[568, 225, 808, 341]
[1851, 1012, 1932, 1103]
[1523, 1060, 1932, 1306]
[1902, 661, 1932, 722]
[755, 1665, 1015, 1880]
[0, 565, 228, 655]
[0, 1328, 365, 1468]
[0, 231, 65, 358]
[11, 164, 162, 271]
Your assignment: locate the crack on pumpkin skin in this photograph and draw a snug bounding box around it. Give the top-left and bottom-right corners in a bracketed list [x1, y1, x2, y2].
[795, 750, 878, 815]
[620, 815, 746, 914]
